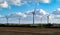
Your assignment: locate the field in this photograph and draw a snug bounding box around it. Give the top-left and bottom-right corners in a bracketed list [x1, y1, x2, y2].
[0, 27, 60, 35]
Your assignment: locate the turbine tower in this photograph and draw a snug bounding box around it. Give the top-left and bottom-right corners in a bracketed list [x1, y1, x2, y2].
[40, 16, 42, 24]
[47, 15, 50, 24]
[32, 3, 37, 25]
[18, 17, 21, 24]
[5, 16, 9, 24]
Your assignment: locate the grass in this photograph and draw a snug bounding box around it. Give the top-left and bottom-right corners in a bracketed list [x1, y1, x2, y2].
[0, 23, 60, 28]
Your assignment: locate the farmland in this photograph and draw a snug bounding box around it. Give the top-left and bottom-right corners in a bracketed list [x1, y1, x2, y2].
[0, 24, 60, 35]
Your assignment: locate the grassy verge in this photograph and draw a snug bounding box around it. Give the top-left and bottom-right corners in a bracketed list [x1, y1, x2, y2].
[0, 23, 60, 28]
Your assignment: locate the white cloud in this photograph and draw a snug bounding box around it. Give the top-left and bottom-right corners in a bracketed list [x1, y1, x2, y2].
[24, 0, 51, 3]
[35, 15, 43, 18]
[52, 8, 60, 15]
[39, 9, 49, 15]
[49, 14, 54, 19]
[57, 8, 60, 11]
[0, 0, 26, 8]
[9, 0, 22, 6]
[41, 0, 50, 3]
[15, 12, 27, 17]
[26, 9, 49, 16]
[53, 15, 60, 19]
[0, 1, 9, 8]
[0, 0, 51, 8]
[8, 12, 27, 18]
[26, 10, 34, 15]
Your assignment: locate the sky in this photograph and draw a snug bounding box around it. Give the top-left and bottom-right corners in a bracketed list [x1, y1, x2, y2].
[0, 0, 60, 24]
[0, 0, 60, 15]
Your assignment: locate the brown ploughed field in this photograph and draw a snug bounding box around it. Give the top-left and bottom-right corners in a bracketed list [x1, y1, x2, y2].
[0, 27, 60, 35]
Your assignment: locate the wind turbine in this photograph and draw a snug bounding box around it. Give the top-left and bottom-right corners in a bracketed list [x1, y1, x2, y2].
[47, 14, 54, 28]
[15, 12, 26, 24]
[36, 15, 43, 23]
[17, 16, 21, 24]
[0, 15, 9, 24]
[5, 15, 9, 24]
[47, 15, 50, 24]
[9, 13, 21, 24]
[18, 17, 20, 24]
[40, 16, 43, 23]
[32, 2, 38, 25]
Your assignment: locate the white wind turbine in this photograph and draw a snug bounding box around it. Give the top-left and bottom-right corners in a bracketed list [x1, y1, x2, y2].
[36, 15, 43, 23]
[26, 0, 50, 25]
[26, 2, 38, 25]
[5, 15, 9, 24]
[9, 12, 27, 24]
[15, 12, 26, 24]
[47, 15, 50, 24]
[5, 14, 12, 24]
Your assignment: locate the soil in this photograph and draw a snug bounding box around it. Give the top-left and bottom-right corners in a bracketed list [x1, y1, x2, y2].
[0, 27, 60, 35]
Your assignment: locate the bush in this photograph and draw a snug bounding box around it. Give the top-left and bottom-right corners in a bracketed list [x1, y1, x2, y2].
[44, 23, 53, 28]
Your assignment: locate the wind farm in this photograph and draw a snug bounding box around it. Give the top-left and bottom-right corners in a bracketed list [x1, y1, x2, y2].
[0, 0, 60, 35]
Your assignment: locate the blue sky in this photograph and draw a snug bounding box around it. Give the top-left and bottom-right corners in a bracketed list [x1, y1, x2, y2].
[0, 0, 60, 16]
[0, 0, 60, 24]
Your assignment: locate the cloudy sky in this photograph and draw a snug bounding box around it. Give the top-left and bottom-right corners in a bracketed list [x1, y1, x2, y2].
[0, 0, 60, 15]
[0, 0, 60, 24]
